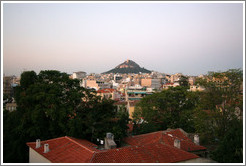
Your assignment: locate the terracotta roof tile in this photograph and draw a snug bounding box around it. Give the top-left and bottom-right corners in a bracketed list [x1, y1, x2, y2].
[26, 129, 205, 163]
[97, 88, 116, 93]
[124, 131, 163, 146]
[91, 143, 198, 163]
[26, 136, 98, 163]
[124, 129, 206, 152]
[162, 129, 206, 152]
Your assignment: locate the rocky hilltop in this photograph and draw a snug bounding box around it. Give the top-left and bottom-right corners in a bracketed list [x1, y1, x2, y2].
[103, 59, 151, 74]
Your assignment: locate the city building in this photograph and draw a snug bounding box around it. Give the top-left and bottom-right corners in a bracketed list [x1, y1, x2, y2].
[125, 86, 152, 101]
[188, 76, 196, 86]
[5, 102, 17, 112]
[163, 82, 180, 89]
[83, 80, 112, 90]
[189, 85, 205, 92]
[3, 76, 13, 97]
[72, 71, 86, 79]
[170, 73, 183, 83]
[141, 78, 162, 90]
[3, 75, 19, 97]
[97, 88, 122, 100]
[127, 100, 139, 119]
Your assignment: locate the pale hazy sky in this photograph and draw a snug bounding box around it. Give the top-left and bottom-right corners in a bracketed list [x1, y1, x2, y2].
[3, 2, 244, 76]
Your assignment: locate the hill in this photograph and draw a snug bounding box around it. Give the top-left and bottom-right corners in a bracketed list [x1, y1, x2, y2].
[103, 60, 151, 74]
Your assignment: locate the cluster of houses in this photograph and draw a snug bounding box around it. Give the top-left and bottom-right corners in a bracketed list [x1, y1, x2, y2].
[71, 71, 205, 92]
[69, 71, 206, 119]
[4, 70, 240, 163]
[2, 71, 207, 120]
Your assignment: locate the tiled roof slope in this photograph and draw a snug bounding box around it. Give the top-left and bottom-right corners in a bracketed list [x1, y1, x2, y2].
[124, 128, 206, 152]
[97, 88, 116, 93]
[91, 143, 198, 163]
[124, 131, 163, 146]
[162, 129, 207, 152]
[26, 136, 99, 163]
[27, 129, 205, 163]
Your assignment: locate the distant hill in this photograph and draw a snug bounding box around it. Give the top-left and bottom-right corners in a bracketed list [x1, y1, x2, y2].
[103, 59, 151, 74]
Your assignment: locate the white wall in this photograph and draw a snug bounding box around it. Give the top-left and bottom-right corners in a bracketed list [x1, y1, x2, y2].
[29, 148, 51, 163]
[179, 157, 216, 163]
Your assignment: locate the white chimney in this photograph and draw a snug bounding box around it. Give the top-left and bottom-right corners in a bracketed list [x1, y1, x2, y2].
[105, 133, 117, 149]
[36, 139, 41, 148]
[44, 143, 49, 153]
[194, 134, 199, 145]
[106, 132, 114, 139]
[100, 140, 104, 145]
[174, 139, 180, 149]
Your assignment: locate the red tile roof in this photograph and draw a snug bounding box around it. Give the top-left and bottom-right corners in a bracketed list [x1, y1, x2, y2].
[91, 143, 198, 163]
[26, 136, 99, 163]
[124, 131, 163, 146]
[124, 129, 206, 152]
[97, 88, 116, 93]
[162, 129, 207, 152]
[26, 128, 205, 163]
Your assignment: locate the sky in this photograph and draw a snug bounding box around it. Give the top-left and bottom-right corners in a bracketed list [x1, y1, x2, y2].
[2, 2, 244, 76]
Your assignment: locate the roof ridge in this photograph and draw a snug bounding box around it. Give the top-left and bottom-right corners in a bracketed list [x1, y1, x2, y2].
[131, 130, 163, 138]
[65, 136, 95, 153]
[26, 136, 67, 148]
[90, 151, 98, 163]
[26, 136, 66, 144]
[159, 141, 199, 157]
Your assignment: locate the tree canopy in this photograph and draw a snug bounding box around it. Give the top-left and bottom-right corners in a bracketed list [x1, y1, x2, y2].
[4, 70, 129, 163]
[133, 86, 199, 133]
[132, 69, 243, 163]
[194, 69, 243, 162]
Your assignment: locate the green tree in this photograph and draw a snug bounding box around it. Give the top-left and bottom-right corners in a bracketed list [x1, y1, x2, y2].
[195, 69, 243, 137]
[4, 70, 129, 163]
[194, 69, 243, 162]
[3, 110, 27, 162]
[111, 106, 130, 146]
[178, 75, 189, 87]
[19, 71, 37, 89]
[211, 119, 243, 163]
[133, 86, 199, 133]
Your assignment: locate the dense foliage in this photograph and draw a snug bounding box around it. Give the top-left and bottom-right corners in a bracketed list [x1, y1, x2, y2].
[3, 70, 129, 163]
[133, 69, 243, 163]
[195, 69, 243, 162]
[133, 86, 198, 134]
[3, 69, 243, 163]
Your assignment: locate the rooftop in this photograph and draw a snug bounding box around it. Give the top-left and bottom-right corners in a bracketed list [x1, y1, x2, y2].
[97, 88, 116, 93]
[26, 129, 206, 163]
[124, 129, 206, 152]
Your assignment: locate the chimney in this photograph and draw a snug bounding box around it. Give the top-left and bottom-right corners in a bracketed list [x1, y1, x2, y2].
[194, 134, 199, 145]
[100, 140, 104, 145]
[104, 132, 117, 150]
[36, 139, 41, 148]
[44, 143, 49, 153]
[106, 132, 114, 139]
[174, 139, 180, 149]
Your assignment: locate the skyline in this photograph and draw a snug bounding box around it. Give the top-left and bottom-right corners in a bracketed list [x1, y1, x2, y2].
[2, 2, 244, 76]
